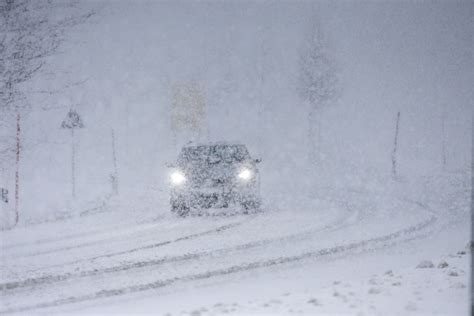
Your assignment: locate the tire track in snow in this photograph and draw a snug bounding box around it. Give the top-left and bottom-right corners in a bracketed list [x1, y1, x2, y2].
[0, 222, 243, 274]
[5, 206, 260, 257]
[1, 216, 259, 285]
[7, 214, 255, 261]
[0, 213, 437, 314]
[1, 214, 168, 251]
[0, 204, 354, 292]
[9, 205, 339, 276]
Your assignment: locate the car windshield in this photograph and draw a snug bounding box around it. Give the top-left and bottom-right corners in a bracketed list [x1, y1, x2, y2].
[179, 145, 249, 164]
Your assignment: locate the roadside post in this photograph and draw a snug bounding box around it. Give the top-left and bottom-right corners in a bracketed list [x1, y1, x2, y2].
[1, 188, 8, 203]
[61, 109, 84, 204]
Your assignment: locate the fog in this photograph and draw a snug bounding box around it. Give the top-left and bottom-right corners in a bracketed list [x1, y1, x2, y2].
[0, 1, 472, 314]
[2, 1, 468, 221]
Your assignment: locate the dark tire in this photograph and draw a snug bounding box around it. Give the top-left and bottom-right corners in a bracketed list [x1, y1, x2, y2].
[241, 198, 261, 211]
[177, 207, 190, 217]
[171, 200, 190, 217]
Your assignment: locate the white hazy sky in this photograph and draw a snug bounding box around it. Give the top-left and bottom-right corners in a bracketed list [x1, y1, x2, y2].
[11, 0, 472, 220]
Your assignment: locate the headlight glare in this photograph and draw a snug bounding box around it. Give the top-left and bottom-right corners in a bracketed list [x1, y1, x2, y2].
[170, 170, 186, 185]
[238, 168, 252, 181]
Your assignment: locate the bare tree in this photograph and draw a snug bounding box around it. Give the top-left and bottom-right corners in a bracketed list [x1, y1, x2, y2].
[0, 0, 93, 225]
[254, 22, 273, 153]
[1, 0, 92, 112]
[170, 81, 207, 146]
[441, 103, 447, 171]
[297, 14, 340, 166]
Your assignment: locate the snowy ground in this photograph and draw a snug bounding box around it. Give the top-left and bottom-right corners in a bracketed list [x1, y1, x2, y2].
[0, 172, 470, 315]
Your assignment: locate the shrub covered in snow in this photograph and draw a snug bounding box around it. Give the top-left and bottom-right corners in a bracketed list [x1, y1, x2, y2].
[416, 260, 434, 269]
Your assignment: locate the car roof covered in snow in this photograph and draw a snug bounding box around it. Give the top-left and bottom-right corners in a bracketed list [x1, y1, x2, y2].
[182, 141, 245, 148]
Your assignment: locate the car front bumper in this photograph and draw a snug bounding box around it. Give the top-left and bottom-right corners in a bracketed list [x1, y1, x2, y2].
[171, 185, 259, 209]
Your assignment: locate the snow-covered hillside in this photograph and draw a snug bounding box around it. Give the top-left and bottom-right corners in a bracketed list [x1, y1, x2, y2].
[0, 172, 470, 314]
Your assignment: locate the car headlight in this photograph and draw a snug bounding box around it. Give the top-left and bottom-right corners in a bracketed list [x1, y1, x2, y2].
[238, 168, 253, 181]
[170, 170, 186, 185]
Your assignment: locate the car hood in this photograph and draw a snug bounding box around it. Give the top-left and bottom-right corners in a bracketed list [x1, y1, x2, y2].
[180, 162, 245, 186]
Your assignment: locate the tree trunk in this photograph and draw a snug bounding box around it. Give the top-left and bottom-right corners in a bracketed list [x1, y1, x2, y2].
[14, 112, 20, 226]
[308, 106, 322, 166]
[308, 106, 316, 164]
[257, 42, 266, 155]
[316, 109, 322, 164]
[111, 128, 119, 195]
[391, 111, 401, 179]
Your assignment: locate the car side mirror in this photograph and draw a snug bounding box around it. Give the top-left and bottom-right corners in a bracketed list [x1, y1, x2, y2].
[254, 158, 262, 164]
[165, 162, 175, 168]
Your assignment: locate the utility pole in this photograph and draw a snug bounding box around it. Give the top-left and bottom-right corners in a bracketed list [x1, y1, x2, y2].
[111, 128, 119, 195]
[441, 103, 447, 171]
[14, 112, 20, 225]
[391, 111, 401, 179]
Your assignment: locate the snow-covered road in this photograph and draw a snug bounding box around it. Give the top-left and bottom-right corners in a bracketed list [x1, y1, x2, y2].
[0, 175, 470, 315]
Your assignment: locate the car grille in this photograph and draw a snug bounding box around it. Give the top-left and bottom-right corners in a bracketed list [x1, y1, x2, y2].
[186, 175, 229, 187]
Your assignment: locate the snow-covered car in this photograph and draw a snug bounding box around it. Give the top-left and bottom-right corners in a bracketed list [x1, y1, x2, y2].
[168, 142, 261, 216]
